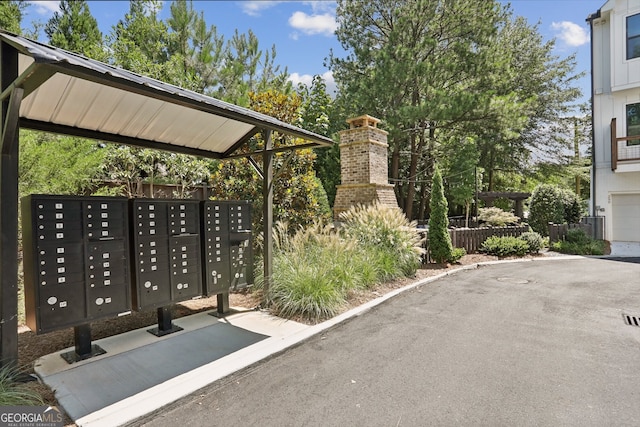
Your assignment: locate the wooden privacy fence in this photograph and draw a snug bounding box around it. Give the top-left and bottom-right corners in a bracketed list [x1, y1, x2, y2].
[548, 222, 593, 243]
[449, 225, 530, 254]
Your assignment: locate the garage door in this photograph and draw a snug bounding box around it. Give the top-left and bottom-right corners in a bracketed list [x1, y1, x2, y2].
[611, 194, 640, 242]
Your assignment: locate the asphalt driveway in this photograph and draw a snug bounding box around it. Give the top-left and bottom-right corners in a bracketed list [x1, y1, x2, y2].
[136, 257, 640, 427]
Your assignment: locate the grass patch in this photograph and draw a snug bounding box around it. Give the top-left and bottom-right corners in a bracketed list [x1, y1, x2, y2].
[0, 365, 44, 406]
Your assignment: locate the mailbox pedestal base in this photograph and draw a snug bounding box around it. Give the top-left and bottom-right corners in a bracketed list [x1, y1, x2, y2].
[148, 306, 183, 337]
[61, 324, 106, 364]
[209, 293, 233, 318]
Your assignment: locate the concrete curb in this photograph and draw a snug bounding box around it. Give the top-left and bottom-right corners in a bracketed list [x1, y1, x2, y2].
[75, 255, 587, 426]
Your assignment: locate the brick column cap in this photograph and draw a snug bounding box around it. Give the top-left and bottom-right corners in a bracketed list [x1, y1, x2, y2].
[346, 114, 385, 129]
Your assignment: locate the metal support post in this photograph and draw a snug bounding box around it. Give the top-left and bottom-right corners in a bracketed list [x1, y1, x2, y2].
[148, 306, 183, 337]
[60, 324, 106, 364]
[262, 130, 273, 295]
[0, 41, 19, 368]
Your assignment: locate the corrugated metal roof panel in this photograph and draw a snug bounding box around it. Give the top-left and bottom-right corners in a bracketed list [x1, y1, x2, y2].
[2, 31, 333, 157]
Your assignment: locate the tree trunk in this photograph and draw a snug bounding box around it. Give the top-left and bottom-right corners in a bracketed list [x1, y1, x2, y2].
[404, 132, 419, 219]
[391, 143, 402, 205]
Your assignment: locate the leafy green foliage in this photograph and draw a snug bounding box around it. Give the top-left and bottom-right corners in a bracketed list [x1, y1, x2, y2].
[0, 1, 26, 34]
[528, 184, 581, 235]
[551, 228, 605, 255]
[209, 90, 332, 235]
[96, 146, 210, 199]
[478, 207, 520, 227]
[428, 167, 454, 263]
[298, 76, 340, 206]
[330, 0, 582, 220]
[450, 247, 467, 263]
[519, 231, 544, 253]
[19, 131, 106, 197]
[480, 236, 529, 257]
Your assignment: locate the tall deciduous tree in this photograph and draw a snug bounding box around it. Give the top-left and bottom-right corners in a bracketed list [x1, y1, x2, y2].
[45, 0, 102, 56]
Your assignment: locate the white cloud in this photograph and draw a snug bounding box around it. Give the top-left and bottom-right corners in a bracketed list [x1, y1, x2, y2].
[240, 1, 280, 17]
[288, 71, 337, 96]
[551, 21, 589, 47]
[303, 1, 336, 14]
[288, 11, 337, 36]
[29, 1, 60, 15]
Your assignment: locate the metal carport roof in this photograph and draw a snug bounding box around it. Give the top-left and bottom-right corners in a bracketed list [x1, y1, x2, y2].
[0, 30, 335, 367]
[0, 30, 333, 157]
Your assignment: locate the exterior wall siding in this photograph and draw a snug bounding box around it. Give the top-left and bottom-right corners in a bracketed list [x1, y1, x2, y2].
[592, 0, 640, 243]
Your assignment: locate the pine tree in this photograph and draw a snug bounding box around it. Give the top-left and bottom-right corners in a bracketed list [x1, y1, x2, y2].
[428, 166, 453, 263]
[45, 0, 102, 56]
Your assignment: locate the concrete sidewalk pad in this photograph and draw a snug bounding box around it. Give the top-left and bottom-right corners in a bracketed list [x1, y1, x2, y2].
[35, 309, 308, 427]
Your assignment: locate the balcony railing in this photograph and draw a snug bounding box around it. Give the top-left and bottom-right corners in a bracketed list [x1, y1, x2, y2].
[611, 118, 640, 171]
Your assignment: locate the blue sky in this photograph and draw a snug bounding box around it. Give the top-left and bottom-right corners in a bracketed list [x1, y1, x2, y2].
[24, 0, 604, 102]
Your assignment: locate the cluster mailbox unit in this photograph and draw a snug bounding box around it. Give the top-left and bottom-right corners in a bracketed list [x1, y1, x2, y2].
[202, 201, 252, 292]
[130, 199, 203, 335]
[22, 195, 132, 362]
[21, 195, 253, 362]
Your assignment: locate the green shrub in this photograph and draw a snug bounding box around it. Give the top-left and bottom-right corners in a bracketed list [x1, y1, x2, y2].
[480, 236, 529, 257]
[428, 166, 454, 263]
[551, 228, 605, 255]
[520, 231, 544, 253]
[449, 247, 467, 263]
[529, 184, 582, 236]
[478, 207, 520, 226]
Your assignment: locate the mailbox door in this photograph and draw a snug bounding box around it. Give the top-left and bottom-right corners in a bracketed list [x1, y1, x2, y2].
[170, 235, 202, 300]
[229, 202, 253, 289]
[201, 202, 231, 295]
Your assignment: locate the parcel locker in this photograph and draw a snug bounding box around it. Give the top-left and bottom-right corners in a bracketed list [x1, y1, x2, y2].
[201, 201, 253, 296]
[22, 195, 132, 334]
[130, 199, 203, 310]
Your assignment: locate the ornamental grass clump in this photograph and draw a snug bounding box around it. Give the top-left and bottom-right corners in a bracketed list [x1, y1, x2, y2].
[340, 203, 424, 278]
[256, 204, 425, 323]
[520, 231, 545, 253]
[0, 365, 44, 406]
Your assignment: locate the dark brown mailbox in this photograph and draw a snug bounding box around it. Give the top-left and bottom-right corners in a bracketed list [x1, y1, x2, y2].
[202, 201, 253, 295]
[130, 199, 203, 310]
[22, 195, 132, 334]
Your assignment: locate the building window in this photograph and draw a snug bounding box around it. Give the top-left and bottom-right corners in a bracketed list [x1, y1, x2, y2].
[627, 102, 640, 146]
[628, 13, 640, 60]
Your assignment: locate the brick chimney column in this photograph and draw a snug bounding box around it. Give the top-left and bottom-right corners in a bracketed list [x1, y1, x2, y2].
[333, 115, 398, 220]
